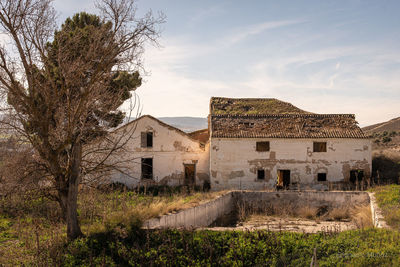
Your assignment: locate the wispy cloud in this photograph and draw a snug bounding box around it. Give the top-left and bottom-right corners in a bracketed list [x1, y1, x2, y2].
[188, 4, 226, 25]
[134, 31, 400, 126]
[116, 0, 400, 127]
[225, 20, 305, 45]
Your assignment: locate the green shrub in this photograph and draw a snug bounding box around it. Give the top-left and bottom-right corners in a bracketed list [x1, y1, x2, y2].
[60, 228, 400, 266]
[371, 185, 400, 230]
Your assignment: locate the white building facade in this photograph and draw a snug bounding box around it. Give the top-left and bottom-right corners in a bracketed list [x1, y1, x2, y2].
[112, 97, 371, 190]
[111, 115, 210, 188]
[210, 137, 371, 190]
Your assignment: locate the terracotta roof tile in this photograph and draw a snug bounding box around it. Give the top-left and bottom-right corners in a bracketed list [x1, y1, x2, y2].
[211, 114, 368, 139]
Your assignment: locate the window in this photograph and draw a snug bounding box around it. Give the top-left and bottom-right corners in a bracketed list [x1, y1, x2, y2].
[313, 142, 327, 152]
[317, 173, 327, 182]
[256, 141, 270, 151]
[257, 169, 265, 180]
[141, 158, 153, 179]
[141, 132, 153, 148]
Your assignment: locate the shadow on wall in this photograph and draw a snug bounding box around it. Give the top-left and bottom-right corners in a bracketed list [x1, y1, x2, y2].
[372, 151, 400, 184]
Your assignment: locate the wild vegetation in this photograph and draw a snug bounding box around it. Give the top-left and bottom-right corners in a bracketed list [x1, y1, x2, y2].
[236, 200, 373, 229]
[362, 117, 400, 137]
[371, 131, 398, 144]
[60, 228, 400, 266]
[0, 0, 164, 240]
[0, 187, 223, 265]
[372, 150, 400, 184]
[210, 97, 312, 115]
[1, 185, 399, 266]
[370, 184, 400, 230]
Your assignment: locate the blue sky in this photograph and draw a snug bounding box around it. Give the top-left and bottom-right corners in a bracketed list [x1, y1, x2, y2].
[54, 0, 400, 126]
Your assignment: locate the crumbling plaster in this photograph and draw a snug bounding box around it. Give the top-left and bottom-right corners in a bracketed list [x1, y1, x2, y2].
[110, 116, 210, 187]
[210, 138, 371, 190]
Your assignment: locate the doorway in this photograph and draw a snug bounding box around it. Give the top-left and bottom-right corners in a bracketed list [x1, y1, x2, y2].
[184, 164, 196, 186]
[141, 158, 153, 179]
[350, 170, 364, 184]
[277, 170, 290, 189]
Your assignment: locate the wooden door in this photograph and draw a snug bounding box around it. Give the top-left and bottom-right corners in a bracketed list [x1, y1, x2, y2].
[184, 164, 196, 185]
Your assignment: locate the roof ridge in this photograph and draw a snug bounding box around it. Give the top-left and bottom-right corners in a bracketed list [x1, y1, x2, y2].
[113, 115, 207, 145]
[211, 96, 278, 101]
[209, 96, 313, 115]
[211, 114, 356, 118]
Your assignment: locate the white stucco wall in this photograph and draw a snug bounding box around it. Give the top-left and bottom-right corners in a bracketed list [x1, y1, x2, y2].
[110, 116, 210, 187]
[210, 138, 372, 190]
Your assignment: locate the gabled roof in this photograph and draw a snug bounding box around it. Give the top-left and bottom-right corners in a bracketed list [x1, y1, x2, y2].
[209, 97, 368, 139]
[114, 115, 207, 145]
[210, 97, 312, 115]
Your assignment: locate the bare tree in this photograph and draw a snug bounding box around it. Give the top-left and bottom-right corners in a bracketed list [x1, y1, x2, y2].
[0, 0, 164, 240]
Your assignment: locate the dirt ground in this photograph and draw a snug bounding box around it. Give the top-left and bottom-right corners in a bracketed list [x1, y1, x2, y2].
[207, 214, 359, 233]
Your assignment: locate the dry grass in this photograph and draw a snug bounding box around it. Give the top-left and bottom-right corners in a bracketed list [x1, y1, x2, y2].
[78, 188, 227, 234]
[211, 97, 311, 115]
[236, 200, 371, 229]
[0, 188, 227, 265]
[297, 206, 319, 219]
[237, 201, 319, 220]
[351, 205, 373, 229]
[326, 208, 350, 221]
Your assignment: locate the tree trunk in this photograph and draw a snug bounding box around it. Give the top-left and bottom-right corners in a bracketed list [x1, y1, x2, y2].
[66, 143, 83, 240]
[66, 175, 82, 240]
[58, 189, 68, 222]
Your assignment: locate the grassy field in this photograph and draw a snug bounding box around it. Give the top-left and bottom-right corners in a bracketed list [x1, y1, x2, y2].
[0, 186, 399, 266]
[0, 188, 224, 265]
[370, 184, 400, 230]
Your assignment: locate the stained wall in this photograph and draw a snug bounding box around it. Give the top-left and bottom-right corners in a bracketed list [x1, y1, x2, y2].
[110, 116, 210, 187]
[210, 138, 371, 190]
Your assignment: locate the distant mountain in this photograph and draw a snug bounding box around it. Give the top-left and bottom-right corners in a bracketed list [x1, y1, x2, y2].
[362, 117, 400, 135]
[157, 117, 208, 133]
[362, 117, 400, 151]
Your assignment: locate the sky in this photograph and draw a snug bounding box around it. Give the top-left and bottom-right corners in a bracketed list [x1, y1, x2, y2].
[54, 0, 400, 126]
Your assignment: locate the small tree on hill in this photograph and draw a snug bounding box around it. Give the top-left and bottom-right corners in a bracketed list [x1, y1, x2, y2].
[0, 0, 164, 240]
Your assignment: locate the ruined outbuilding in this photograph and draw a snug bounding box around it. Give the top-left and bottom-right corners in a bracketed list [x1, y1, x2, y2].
[111, 97, 371, 190]
[110, 115, 210, 187]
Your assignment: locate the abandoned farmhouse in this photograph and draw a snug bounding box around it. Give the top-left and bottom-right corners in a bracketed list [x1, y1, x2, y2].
[111, 97, 371, 190]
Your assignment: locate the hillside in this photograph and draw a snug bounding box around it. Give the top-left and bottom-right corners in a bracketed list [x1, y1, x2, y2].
[362, 117, 400, 151]
[363, 117, 400, 135]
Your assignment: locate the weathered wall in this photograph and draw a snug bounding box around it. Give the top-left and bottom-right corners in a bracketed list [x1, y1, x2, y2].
[210, 138, 371, 190]
[368, 192, 390, 228]
[144, 192, 235, 229]
[236, 191, 370, 209]
[144, 191, 389, 230]
[110, 116, 210, 187]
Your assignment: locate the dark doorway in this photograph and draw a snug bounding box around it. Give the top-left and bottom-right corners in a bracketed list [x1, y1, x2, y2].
[184, 164, 196, 185]
[350, 170, 364, 184]
[141, 158, 153, 179]
[317, 173, 327, 182]
[277, 170, 290, 189]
